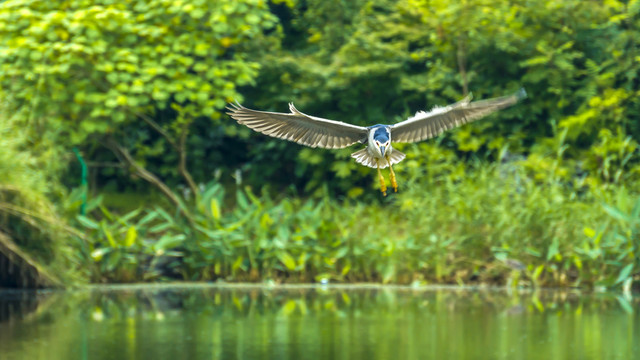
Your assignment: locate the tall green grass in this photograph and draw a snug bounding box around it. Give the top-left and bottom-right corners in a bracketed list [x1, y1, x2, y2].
[0, 104, 82, 285]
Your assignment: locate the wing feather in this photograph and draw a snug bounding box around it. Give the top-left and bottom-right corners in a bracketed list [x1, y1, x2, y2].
[227, 102, 368, 149]
[391, 88, 526, 143]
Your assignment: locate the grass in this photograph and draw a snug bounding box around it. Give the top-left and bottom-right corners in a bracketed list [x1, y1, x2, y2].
[0, 106, 83, 286]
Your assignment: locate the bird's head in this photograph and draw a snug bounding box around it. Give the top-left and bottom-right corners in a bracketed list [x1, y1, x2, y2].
[371, 126, 391, 157]
[375, 138, 390, 157]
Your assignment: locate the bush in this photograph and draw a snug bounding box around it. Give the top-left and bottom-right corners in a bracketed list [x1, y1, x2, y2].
[0, 101, 81, 285]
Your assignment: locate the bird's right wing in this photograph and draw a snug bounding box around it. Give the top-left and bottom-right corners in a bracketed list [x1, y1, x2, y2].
[227, 103, 368, 149]
[390, 88, 526, 143]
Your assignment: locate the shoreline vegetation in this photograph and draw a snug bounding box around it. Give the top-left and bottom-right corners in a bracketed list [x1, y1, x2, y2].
[0, 0, 639, 289]
[5, 148, 640, 290]
[71, 160, 639, 290]
[1, 138, 640, 289]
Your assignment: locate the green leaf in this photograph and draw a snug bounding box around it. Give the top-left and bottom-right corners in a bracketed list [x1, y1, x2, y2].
[583, 227, 596, 238]
[616, 295, 634, 314]
[232, 256, 244, 271]
[532, 264, 545, 281]
[615, 263, 634, 285]
[210, 198, 221, 220]
[123, 226, 137, 247]
[149, 222, 173, 233]
[100, 221, 116, 248]
[334, 247, 348, 259]
[119, 208, 141, 225]
[137, 211, 159, 227]
[341, 261, 351, 275]
[494, 252, 508, 262]
[603, 204, 630, 223]
[153, 234, 186, 253]
[277, 250, 297, 271]
[244, 186, 262, 207]
[152, 207, 172, 222]
[260, 213, 273, 229]
[105, 250, 122, 271]
[236, 190, 249, 210]
[525, 247, 541, 257]
[91, 247, 110, 262]
[77, 215, 99, 229]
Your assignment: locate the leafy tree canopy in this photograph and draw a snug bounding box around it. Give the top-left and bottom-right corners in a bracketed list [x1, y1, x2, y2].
[1, 0, 640, 197]
[0, 0, 277, 143]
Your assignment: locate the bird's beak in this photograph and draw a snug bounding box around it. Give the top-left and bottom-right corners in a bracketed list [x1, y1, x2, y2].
[379, 145, 386, 156]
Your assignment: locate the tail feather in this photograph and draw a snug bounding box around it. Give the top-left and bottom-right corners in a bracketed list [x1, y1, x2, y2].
[351, 148, 377, 168]
[387, 150, 406, 167]
[351, 148, 406, 169]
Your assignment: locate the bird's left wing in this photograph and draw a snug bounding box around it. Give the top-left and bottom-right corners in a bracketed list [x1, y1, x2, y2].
[390, 88, 526, 143]
[227, 102, 368, 149]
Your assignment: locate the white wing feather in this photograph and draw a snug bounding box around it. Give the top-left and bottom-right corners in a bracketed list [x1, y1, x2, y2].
[227, 103, 368, 149]
[391, 89, 526, 143]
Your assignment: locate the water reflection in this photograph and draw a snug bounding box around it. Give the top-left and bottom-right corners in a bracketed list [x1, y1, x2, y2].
[0, 285, 638, 360]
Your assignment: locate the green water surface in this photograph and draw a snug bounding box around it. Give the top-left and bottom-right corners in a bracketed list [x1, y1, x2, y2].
[0, 284, 637, 360]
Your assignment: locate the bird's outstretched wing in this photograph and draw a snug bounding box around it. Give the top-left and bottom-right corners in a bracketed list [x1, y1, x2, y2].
[227, 102, 369, 149]
[390, 88, 526, 143]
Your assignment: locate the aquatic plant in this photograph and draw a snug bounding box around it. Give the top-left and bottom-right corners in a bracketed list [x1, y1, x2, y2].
[76, 156, 639, 289]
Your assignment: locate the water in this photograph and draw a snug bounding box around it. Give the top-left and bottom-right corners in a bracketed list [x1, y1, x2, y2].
[0, 284, 638, 360]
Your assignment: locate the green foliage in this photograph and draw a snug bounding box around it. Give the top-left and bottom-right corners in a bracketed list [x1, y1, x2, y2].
[397, 151, 639, 288]
[238, 0, 640, 195]
[75, 203, 187, 282]
[586, 191, 640, 289]
[0, 0, 276, 139]
[4, 0, 638, 195]
[76, 163, 638, 289]
[0, 0, 279, 195]
[183, 183, 363, 282]
[2, 0, 640, 289]
[0, 100, 80, 284]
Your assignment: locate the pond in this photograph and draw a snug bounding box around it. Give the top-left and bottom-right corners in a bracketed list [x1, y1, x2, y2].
[0, 284, 638, 360]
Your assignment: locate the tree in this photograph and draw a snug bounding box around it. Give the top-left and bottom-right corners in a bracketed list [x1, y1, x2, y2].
[0, 0, 278, 213]
[244, 0, 640, 193]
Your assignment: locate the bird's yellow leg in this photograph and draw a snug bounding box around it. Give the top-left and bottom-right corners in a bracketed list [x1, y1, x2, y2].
[376, 159, 387, 196]
[386, 156, 398, 192]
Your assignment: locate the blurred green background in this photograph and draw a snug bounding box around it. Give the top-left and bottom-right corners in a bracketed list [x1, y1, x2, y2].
[0, 0, 639, 288]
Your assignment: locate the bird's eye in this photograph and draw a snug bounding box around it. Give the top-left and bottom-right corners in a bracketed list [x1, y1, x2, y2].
[376, 141, 380, 146]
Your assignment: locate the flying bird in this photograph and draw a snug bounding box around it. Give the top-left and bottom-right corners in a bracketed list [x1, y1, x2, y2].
[227, 88, 526, 195]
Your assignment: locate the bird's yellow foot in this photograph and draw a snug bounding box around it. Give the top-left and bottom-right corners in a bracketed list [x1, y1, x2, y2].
[386, 156, 398, 192]
[376, 160, 387, 196]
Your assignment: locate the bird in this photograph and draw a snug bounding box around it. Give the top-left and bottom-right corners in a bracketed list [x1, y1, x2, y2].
[227, 88, 526, 196]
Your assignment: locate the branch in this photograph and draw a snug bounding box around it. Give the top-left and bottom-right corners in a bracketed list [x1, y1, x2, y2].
[128, 109, 199, 200]
[0, 203, 86, 239]
[178, 122, 200, 200]
[105, 137, 194, 222]
[128, 109, 179, 151]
